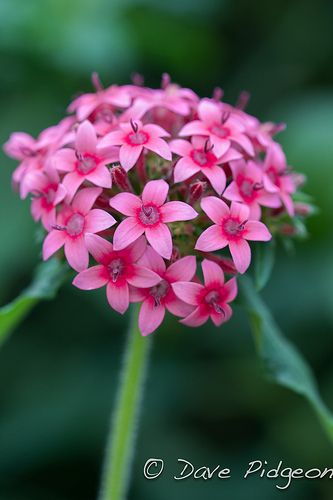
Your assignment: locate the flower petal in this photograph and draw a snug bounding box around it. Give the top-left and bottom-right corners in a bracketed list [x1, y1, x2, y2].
[180, 305, 209, 327]
[210, 303, 232, 326]
[202, 165, 226, 195]
[244, 221, 272, 241]
[106, 281, 130, 314]
[113, 217, 145, 251]
[128, 265, 161, 287]
[229, 239, 251, 274]
[86, 165, 112, 189]
[195, 225, 227, 252]
[179, 120, 208, 137]
[145, 223, 173, 260]
[146, 137, 172, 161]
[42, 230, 65, 260]
[165, 256, 196, 282]
[85, 209, 116, 233]
[172, 282, 203, 305]
[198, 99, 221, 124]
[139, 298, 165, 336]
[64, 237, 89, 272]
[202, 259, 224, 287]
[110, 192, 142, 216]
[119, 144, 142, 171]
[62, 171, 84, 201]
[138, 246, 166, 275]
[201, 196, 229, 224]
[161, 201, 198, 223]
[85, 233, 113, 263]
[142, 179, 169, 206]
[165, 295, 194, 317]
[73, 265, 108, 290]
[76, 120, 97, 153]
[173, 157, 200, 183]
[169, 139, 193, 156]
[224, 277, 238, 302]
[72, 187, 102, 213]
[230, 201, 250, 222]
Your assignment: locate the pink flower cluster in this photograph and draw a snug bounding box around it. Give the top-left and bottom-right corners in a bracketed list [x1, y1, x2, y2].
[3, 74, 306, 335]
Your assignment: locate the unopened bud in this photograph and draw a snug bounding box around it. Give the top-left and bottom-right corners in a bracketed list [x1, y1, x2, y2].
[189, 180, 207, 204]
[112, 166, 131, 191]
[213, 87, 224, 102]
[294, 202, 314, 217]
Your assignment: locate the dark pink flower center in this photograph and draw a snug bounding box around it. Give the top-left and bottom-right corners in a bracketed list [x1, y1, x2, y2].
[204, 290, 225, 315]
[190, 148, 216, 168]
[138, 204, 160, 226]
[210, 124, 230, 139]
[150, 279, 170, 307]
[66, 213, 85, 237]
[126, 130, 149, 146]
[237, 175, 261, 202]
[76, 153, 99, 175]
[108, 258, 125, 283]
[267, 166, 280, 187]
[222, 216, 246, 240]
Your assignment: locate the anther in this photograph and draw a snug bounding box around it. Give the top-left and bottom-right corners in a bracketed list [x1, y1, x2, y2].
[130, 119, 138, 133]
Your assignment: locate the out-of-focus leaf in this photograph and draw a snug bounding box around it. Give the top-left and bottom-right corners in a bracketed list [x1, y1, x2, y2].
[0, 259, 68, 345]
[253, 240, 275, 291]
[239, 275, 333, 443]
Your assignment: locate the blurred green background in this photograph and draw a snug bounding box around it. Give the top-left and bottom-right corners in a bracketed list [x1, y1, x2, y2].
[0, 0, 333, 498]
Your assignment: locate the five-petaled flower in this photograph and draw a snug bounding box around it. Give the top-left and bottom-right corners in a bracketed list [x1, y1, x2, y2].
[43, 187, 116, 272]
[195, 197, 271, 273]
[172, 259, 237, 327]
[99, 119, 172, 171]
[110, 179, 198, 260]
[73, 234, 160, 314]
[129, 246, 196, 335]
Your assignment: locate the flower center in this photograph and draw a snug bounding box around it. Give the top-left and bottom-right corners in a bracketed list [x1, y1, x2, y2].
[126, 130, 149, 146]
[108, 258, 124, 283]
[210, 124, 229, 138]
[150, 279, 170, 307]
[191, 148, 216, 167]
[222, 217, 246, 239]
[204, 290, 225, 315]
[267, 166, 280, 187]
[66, 213, 85, 237]
[76, 153, 98, 175]
[138, 204, 160, 226]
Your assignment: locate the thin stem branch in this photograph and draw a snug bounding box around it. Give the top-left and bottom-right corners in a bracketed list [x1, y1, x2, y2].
[98, 303, 152, 500]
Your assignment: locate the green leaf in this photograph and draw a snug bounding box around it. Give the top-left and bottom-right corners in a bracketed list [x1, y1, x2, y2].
[0, 259, 69, 346]
[253, 240, 275, 291]
[239, 275, 333, 443]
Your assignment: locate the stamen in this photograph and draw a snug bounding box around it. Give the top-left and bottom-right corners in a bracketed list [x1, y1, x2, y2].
[212, 87, 224, 102]
[204, 139, 214, 153]
[253, 182, 263, 191]
[130, 119, 138, 133]
[221, 111, 230, 124]
[161, 73, 171, 89]
[92, 72, 103, 92]
[238, 219, 248, 231]
[213, 303, 225, 315]
[52, 224, 66, 231]
[235, 90, 250, 110]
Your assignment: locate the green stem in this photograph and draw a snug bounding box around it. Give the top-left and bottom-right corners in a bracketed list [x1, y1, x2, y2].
[98, 303, 152, 500]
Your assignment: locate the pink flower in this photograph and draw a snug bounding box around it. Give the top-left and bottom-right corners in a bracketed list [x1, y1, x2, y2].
[263, 143, 296, 216]
[43, 187, 116, 272]
[99, 120, 172, 172]
[223, 159, 281, 219]
[170, 136, 242, 195]
[21, 168, 66, 230]
[53, 120, 117, 201]
[129, 246, 196, 335]
[73, 235, 160, 314]
[172, 259, 237, 327]
[195, 197, 271, 273]
[179, 99, 254, 157]
[110, 179, 198, 260]
[68, 74, 131, 121]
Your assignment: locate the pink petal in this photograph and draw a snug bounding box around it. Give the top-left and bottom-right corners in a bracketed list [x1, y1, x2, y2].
[160, 201, 197, 223]
[125, 235, 147, 262]
[209, 138, 230, 158]
[142, 179, 169, 206]
[165, 296, 194, 317]
[223, 181, 243, 202]
[173, 157, 200, 183]
[86, 165, 112, 189]
[73, 265, 108, 290]
[41, 209, 56, 231]
[146, 137, 172, 161]
[110, 192, 142, 216]
[202, 259, 224, 286]
[54, 183, 67, 205]
[198, 99, 221, 124]
[145, 223, 173, 260]
[224, 277, 238, 302]
[138, 246, 166, 275]
[119, 144, 142, 171]
[107, 281, 130, 314]
[172, 282, 203, 305]
[52, 148, 76, 172]
[229, 239, 251, 274]
[211, 303, 232, 326]
[113, 217, 145, 251]
[128, 265, 161, 287]
[180, 305, 209, 327]
[64, 237, 89, 272]
[179, 120, 208, 137]
[85, 209, 116, 233]
[244, 221, 271, 241]
[128, 285, 147, 303]
[230, 201, 250, 221]
[139, 298, 165, 336]
[76, 120, 97, 153]
[85, 233, 113, 263]
[202, 165, 226, 195]
[165, 256, 196, 282]
[219, 147, 243, 163]
[169, 139, 193, 156]
[280, 192, 295, 217]
[20, 171, 48, 199]
[195, 225, 228, 252]
[62, 171, 84, 201]
[201, 196, 229, 224]
[143, 123, 170, 138]
[72, 187, 102, 214]
[42, 230, 65, 260]
[231, 133, 254, 156]
[99, 130, 126, 148]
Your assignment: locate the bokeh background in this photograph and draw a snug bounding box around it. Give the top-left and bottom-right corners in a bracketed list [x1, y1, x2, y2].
[0, 0, 333, 498]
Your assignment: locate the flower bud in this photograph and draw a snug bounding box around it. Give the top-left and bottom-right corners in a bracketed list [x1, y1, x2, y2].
[189, 180, 207, 204]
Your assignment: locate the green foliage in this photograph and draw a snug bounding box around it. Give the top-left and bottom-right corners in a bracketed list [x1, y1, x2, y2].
[240, 275, 333, 443]
[0, 259, 68, 346]
[253, 240, 275, 291]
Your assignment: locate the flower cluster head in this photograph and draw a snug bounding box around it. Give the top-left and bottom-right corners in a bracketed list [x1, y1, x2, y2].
[3, 73, 310, 336]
